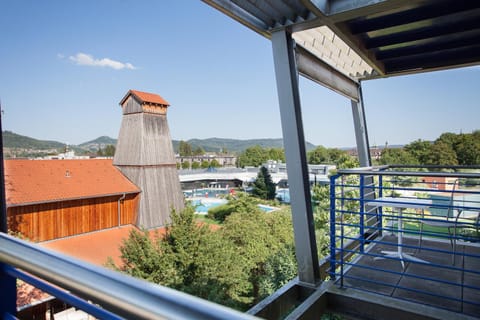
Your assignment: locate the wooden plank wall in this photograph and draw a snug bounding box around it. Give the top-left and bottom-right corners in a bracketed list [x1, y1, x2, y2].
[113, 113, 177, 165]
[8, 194, 139, 242]
[118, 165, 184, 228]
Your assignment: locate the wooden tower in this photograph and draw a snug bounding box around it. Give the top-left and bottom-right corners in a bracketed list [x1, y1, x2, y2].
[114, 90, 184, 228]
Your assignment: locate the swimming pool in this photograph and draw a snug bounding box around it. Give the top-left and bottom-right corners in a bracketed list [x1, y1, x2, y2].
[276, 189, 290, 203]
[257, 204, 277, 212]
[189, 199, 278, 214]
[183, 188, 231, 198]
[190, 199, 227, 213]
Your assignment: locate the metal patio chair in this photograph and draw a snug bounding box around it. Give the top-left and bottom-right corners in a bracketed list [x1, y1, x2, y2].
[419, 179, 480, 264]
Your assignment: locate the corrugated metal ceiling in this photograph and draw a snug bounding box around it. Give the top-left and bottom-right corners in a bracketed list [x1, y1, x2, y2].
[203, 0, 480, 81]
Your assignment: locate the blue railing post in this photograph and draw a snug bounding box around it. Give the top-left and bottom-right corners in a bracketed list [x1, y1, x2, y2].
[359, 175, 365, 253]
[329, 174, 339, 280]
[0, 262, 16, 318]
[378, 175, 383, 236]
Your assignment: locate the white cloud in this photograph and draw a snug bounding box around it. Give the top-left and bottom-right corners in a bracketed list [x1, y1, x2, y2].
[69, 52, 136, 70]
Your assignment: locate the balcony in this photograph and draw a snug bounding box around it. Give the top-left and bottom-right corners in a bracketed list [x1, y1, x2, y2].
[328, 166, 480, 318]
[2, 1, 480, 319]
[1, 166, 479, 319]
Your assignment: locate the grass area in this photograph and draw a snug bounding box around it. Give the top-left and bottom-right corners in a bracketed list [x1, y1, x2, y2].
[195, 215, 221, 226]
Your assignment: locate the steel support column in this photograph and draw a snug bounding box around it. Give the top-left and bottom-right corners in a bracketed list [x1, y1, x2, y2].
[351, 84, 371, 167]
[271, 29, 320, 286]
[351, 84, 377, 238]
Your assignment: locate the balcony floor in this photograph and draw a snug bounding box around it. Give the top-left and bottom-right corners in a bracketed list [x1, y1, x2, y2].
[337, 235, 480, 318]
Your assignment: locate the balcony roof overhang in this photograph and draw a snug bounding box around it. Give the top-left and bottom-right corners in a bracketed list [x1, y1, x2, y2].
[203, 0, 480, 85]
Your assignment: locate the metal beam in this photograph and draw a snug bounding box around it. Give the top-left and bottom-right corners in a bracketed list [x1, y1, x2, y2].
[296, 45, 359, 101]
[201, 0, 270, 38]
[271, 29, 320, 286]
[308, 0, 416, 21]
[350, 84, 371, 167]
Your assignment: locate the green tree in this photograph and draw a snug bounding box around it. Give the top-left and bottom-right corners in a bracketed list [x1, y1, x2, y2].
[221, 208, 294, 303]
[379, 148, 417, 165]
[404, 139, 431, 164]
[191, 161, 200, 169]
[111, 203, 296, 309]
[426, 141, 458, 165]
[308, 146, 329, 164]
[436, 132, 459, 147]
[181, 161, 190, 169]
[200, 160, 210, 169]
[176, 162, 181, 169]
[207, 193, 260, 222]
[210, 159, 220, 167]
[112, 206, 250, 309]
[454, 134, 480, 165]
[257, 245, 297, 298]
[267, 148, 285, 163]
[104, 144, 116, 157]
[178, 140, 193, 156]
[237, 146, 269, 167]
[193, 146, 205, 156]
[252, 166, 276, 200]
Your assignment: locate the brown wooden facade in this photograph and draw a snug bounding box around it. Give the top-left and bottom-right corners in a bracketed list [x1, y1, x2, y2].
[8, 193, 139, 242]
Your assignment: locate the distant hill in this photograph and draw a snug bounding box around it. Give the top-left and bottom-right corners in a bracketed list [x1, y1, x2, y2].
[2, 131, 65, 150]
[79, 136, 118, 151]
[180, 137, 316, 153]
[2, 131, 317, 156]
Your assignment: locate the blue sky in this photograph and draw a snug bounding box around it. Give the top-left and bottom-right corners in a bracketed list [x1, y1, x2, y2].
[1, 1, 479, 148]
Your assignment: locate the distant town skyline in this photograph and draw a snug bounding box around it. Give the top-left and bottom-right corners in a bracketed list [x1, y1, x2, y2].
[1, 1, 479, 149]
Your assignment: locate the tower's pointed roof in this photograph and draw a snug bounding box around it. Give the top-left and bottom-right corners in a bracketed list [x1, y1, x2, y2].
[120, 90, 170, 106]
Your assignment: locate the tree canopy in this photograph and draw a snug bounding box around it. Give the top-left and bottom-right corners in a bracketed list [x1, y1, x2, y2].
[109, 202, 296, 310]
[178, 140, 193, 156]
[379, 131, 480, 166]
[237, 146, 285, 167]
[252, 166, 276, 200]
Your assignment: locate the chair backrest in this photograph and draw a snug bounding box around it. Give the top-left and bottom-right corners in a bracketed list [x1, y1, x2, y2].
[447, 179, 459, 220]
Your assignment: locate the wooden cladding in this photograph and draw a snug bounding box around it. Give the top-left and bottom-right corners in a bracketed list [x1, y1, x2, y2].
[8, 193, 139, 242]
[142, 103, 167, 115]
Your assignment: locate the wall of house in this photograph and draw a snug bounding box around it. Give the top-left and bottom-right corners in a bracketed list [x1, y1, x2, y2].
[7, 193, 139, 242]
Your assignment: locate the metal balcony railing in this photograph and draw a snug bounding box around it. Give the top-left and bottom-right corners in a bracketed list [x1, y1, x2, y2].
[329, 165, 480, 316]
[0, 233, 258, 320]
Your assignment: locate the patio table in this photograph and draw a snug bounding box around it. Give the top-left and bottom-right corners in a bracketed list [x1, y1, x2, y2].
[367, 197, 432, 269]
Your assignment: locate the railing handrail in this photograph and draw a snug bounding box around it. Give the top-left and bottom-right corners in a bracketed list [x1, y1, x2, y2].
[338, 166, 480, 179]
[0, 233, 258, 320]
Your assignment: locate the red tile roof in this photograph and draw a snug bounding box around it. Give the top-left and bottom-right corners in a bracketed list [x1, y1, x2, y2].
[120, 89, 170, 106]
[5, 159, 140, 206]
[40, 225, 165, 266]
[40, 224, 218, 267]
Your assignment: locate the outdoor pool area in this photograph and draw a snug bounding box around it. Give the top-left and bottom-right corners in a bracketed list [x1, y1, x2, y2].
[276, 188, 290, 203]
[190, 198, 227, 213]
[188, 198, 278, 214]
[183, 188, 231, 198]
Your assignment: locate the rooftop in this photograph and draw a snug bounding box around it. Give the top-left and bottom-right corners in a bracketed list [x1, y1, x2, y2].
[5, 159, 140, 206]
[40, 225, 165, 266]
[120, 89, 170, 107]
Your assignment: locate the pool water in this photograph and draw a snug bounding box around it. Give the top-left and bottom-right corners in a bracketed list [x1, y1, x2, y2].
[189, 199, 277, 214]
[190, 199, 227, 213]
[183, 188, 230, 198]
[276, 189, 290, 203]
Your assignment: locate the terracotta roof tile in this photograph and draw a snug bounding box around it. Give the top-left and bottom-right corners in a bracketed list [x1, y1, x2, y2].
[40, 224, 218, 267]
[40, 225, 165, 266]
[5, 159, 140, 206]
[121, 89, 170, 106]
